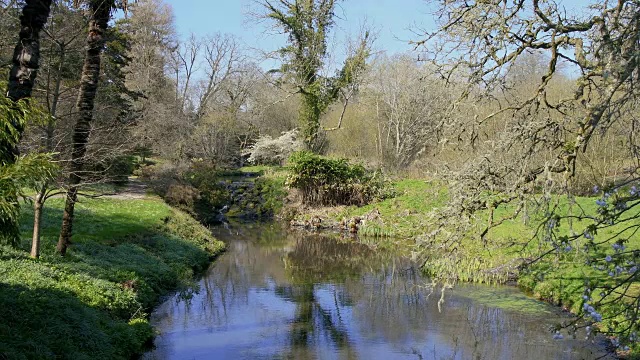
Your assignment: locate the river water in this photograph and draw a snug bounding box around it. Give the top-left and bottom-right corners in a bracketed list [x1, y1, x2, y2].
[143, 223, 610, 360]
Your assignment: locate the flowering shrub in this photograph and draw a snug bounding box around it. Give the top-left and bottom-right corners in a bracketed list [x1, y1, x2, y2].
[244, 129, 302, 166]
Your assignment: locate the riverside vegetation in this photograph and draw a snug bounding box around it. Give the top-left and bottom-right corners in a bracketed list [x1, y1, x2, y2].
[243, 153, 640, 357]
[0, 196, 224, 359]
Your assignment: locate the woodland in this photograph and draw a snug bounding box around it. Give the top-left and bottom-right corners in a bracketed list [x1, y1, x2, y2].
[1, 0, 640, 358]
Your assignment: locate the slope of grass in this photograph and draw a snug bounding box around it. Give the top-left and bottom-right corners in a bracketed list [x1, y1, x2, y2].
[0, 196, 224, 359]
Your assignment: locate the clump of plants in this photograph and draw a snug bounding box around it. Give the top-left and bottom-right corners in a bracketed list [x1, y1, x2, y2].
[286, 151, 389, 206]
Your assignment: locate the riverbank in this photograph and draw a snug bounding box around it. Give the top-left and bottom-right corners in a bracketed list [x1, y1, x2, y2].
[245, 165, 638, 355]
[0, 196, 225, 359]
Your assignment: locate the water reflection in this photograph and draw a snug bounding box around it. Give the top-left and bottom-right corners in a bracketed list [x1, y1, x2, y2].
[144, 223, 610, 360]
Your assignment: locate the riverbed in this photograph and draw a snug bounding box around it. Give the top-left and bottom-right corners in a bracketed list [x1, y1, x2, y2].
[143, 223, 611, 360]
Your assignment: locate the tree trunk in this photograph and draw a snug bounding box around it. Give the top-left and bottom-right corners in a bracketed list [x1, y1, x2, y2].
[6, 0, 52, 101]
[2, 0, 52, 163]
[30, 186, 46, 258]
[56, 0, 113, 256]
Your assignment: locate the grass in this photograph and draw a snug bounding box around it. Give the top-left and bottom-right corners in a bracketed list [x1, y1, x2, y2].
[0, 196, 225, 359]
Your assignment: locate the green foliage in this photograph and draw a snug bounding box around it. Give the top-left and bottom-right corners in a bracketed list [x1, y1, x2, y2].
[255, 177, 287, 216]
[287, 151, 388, 206]
[0, 197, 225, 359]
[107, 155, 137, 185]
[0, 94, 58, 245]
[184, 160, 228, 210]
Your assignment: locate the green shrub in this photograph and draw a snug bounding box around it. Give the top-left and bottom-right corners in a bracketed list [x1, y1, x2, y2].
[286, 151, 388, 206]
[185, 160, 229, 210]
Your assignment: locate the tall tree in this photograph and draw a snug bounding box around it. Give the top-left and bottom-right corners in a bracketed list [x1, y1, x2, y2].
[56, 0, 115, 255]
[0, 0, 52, 244]
[121, 0, 181, 159]
[260, 0, 371, 151]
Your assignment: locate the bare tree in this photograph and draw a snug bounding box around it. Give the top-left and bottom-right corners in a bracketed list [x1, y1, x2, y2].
[195, 33, 242, 119]
[28, 1, 86, 258]
[414, 0, 640, 345]
[367, 54, 451, 168]
[173, 33, 200, 112]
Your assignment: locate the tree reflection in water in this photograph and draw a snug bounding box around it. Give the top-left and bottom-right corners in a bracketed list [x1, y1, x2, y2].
[144, 223, 612, 360]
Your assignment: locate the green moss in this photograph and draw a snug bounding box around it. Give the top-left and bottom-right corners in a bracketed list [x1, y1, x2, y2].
[0, 197, 224, 359]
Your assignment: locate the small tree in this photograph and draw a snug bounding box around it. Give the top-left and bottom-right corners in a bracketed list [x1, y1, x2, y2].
[0, 91, 57, 246]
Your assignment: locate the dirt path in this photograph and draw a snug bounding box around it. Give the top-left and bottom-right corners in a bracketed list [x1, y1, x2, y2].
[108, 177, 148, 200]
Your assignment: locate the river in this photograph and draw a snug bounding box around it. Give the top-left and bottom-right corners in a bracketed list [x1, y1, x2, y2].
[143, 223, 611, 360]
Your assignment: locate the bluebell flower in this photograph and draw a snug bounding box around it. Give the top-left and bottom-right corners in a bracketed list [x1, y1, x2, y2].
[605, 255, 612, 262]
[553, 331, 564, 340]
[615, 201, 629, 210]
[631, 186, 637, 196]
[629, 266, 637, 274]
[596, 199, 607, 207]
[611, 337, 619, 348]
[584, 231, 593, 240]
[612, 243, 625, 252]
[593, 185, 600, 194]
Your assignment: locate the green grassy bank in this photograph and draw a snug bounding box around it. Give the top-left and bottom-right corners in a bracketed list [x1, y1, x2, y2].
[0, 196, 225, 359]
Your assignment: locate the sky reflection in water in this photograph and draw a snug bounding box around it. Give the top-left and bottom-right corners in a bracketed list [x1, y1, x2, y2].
[144, 223, 610, 360]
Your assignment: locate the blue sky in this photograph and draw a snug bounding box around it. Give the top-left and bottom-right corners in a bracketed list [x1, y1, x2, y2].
[163, 0, 433, 61]
[161, 0, 591, 72]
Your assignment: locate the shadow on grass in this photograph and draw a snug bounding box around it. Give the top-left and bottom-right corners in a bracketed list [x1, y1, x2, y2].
[19, 198, 165, 246]
[0, 282, 152, 360]
[16, 200, 211, 308]
[2, 198, 219, 359]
